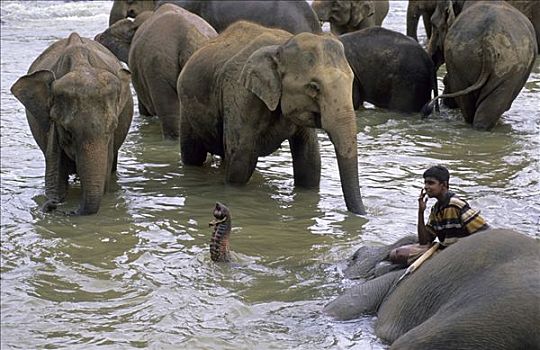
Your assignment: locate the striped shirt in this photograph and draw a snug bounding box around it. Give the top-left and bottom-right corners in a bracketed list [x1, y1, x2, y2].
[426, 192, 488, 245]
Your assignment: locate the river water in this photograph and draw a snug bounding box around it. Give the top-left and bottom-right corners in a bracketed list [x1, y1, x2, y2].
[1, 1, 539, 349]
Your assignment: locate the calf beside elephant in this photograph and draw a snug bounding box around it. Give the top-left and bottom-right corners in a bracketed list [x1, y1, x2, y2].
[96, 4, 217, 139]
[424, 0, 537, 130]
[177, 21, 366, 215]
[312, 0, 389, 35]
[156, 0, 322, 34]
[11, 33, 133, 215]
[340, 27, 437, 113]
[324, 229, 540, 349]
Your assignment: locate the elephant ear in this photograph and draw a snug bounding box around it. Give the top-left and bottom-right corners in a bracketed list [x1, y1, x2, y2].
[11, 70, 55, 128]
[349, 0, 375, 27]
[238, 45, 282, 111]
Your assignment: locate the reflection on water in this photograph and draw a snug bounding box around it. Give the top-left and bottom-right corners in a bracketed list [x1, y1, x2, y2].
[1, 1, 539, 349]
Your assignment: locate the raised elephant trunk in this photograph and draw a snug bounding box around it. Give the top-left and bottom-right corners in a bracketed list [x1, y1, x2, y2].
[209, 202, 232, 262]
[75, 139, 112, 215]
[320, 86, 366, 215]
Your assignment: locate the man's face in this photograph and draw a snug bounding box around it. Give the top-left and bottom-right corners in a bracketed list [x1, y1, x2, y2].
[424, 177, 447, 198]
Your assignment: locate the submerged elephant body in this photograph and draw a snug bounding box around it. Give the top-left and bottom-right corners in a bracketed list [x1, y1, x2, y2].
[11, 33, 133, 215]
[340, 27, 436, 113]
[325, 229, 540, 349]
[157, 0, 321, 34]
[426, 1, 537, 130]
[177, 21, 365, 214]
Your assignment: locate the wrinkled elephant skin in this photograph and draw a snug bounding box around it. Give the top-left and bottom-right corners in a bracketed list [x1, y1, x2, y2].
[11, 33, 133, 215]
[177, 21, 366, 214]
[324, 229, 540, 349]
[157, 0, 321, 34]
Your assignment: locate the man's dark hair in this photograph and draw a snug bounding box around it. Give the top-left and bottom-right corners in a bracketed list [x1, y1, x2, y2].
[423, 165, 450, 184]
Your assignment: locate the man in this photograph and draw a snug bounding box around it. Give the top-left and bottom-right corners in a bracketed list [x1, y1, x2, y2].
[389, 165, 489, 266]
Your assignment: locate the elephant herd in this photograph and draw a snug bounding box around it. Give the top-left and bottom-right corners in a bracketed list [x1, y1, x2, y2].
[9, 0, 540, 348]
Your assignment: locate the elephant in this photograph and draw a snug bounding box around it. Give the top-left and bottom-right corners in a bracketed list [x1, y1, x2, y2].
[96, 4, 217, 139]
[156, 0, 322, 34]
[406, 0, 438, 42]
[108, 0, 156, 26]
[324, 229, 540, 349]
[311, 0, 389, 35]
[177, 21, 366, 215]
[339, 27, 437, 113]
[11, 32, 133, 215]
[423, 0, 537, 130]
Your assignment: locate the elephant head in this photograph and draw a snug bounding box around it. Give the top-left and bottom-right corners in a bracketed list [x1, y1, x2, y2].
[426, 0, 456, 69]
[11, 55, 131, 215]
[312, 0, 384, 35]
[95, 11, 152, 64]
[240, 32, 365, 214]
[109, 0, 156, 26]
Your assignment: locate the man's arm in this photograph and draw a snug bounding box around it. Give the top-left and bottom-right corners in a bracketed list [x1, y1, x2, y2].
[417, 188, 435, 245]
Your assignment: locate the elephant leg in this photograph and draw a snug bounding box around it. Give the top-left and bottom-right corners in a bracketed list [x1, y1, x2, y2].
[180, 115, 207, 166]
[441, 74, 458, 109]
[289, 128, 320, 188]
[422, 13, 431, 39]
[137, 97, 151, 117]
[149, 81, 180, 139]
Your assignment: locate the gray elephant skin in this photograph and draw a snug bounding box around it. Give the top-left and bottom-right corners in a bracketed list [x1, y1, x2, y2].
[177, 21, 366, 215]
[425, 0, 537, 130]
[312, 0, 389, 35]
[156, 0, 321, 34]
[109, 0, 156, 27]
[406, 0, 438, 42]
[324, 229, 540, 349]
[11, 33, 133, 215]
[340, 27, 437, 113]
[96, 4, 217, 139]
[109, 0, 156, 26]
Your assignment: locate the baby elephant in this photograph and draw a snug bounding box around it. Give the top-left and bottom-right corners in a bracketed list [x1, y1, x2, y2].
[11, 33, 133, 215]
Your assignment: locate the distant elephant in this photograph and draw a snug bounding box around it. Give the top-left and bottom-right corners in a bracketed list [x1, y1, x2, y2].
[156, 0, 321, 34]
[324, 229, 540, 349]
[11, 33, 133, 215]
[424, 0, 537, 130]
[96, 4, 217, 139]
[177, 21, 366, 215]
[340, 27, 437, 113]
[109, 0, 156, 26]
[406, 0, 438, 42]
[312, 0, 389, 35]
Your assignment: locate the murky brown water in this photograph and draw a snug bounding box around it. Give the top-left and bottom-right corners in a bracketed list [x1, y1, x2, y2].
[1, 1, 539, 349]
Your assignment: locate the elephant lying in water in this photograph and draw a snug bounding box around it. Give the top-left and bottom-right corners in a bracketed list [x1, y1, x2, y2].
[324, 229, 540, 349]
[11, 33, 133, 215]
[424, 0, 537, 130]
[177, 21, 366, 215]
[96, 4, 217, 139]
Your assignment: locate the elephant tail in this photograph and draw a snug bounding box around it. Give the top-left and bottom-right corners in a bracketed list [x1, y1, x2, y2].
[421, 51, 490, 117]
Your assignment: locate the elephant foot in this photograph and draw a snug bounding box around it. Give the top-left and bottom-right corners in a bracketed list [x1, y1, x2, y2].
[41, 199, 58, 213]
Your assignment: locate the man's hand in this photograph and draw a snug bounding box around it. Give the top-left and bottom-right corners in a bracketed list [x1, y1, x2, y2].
[418, 188, 428, 212]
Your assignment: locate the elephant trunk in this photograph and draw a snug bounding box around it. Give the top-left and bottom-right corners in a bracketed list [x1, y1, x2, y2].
[312, 1, 331, 22]
[75, 139, 112, 215]
[322, 105, 366, 215]
[209, 202, 232, 263]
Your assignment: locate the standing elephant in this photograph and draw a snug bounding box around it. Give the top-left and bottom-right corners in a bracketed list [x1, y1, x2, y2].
[324, 229, 540, 349]
[156, 0, 321, 34]
[11, 33, 133, 215]
[177, 21, 366, 215]
[406, 0, 438, 42]
[424, 0, 537, 130]
[109, 0, 156, 26]
[312, 0, 389, 35]
[340, 27, 437, 113]
[96, 4, 218, 139]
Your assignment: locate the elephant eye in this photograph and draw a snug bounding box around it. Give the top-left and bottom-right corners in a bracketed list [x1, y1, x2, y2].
[307, 81, 321, 97]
